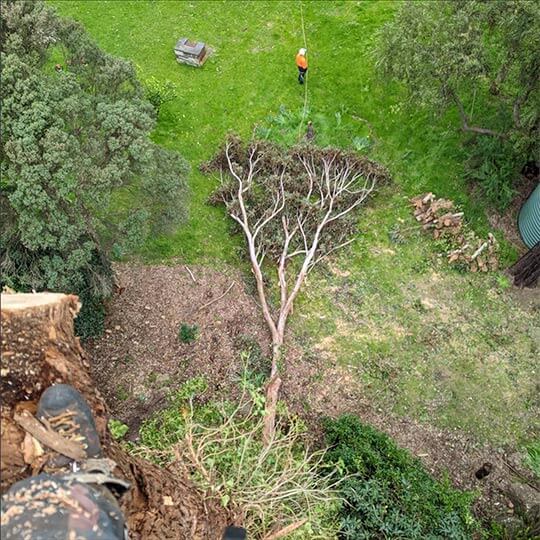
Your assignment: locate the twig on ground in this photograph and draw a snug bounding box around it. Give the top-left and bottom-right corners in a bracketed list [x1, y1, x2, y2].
[471, 242, 488, 261]
[263, 519, 308, 539]
[197, 282, 235, 312]
[351, 114, 379, 144]
[14, 411, 86, 460]
[185, 265, 197, 283]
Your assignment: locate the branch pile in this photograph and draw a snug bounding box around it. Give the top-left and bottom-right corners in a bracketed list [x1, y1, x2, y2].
[411, 193, 499, 272]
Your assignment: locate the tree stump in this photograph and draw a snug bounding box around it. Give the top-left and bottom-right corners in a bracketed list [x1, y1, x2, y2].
[509, 242, 540, 288]
[1, 293, 226, 539]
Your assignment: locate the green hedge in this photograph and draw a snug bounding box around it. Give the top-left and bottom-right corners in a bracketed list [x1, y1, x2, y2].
[323, 415, 478, 539]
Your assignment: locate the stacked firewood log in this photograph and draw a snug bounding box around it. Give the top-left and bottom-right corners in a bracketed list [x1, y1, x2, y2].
[411, 193, 499, 272]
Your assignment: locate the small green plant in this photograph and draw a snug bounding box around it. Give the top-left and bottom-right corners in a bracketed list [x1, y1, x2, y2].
[116, 385, 130, 401]
[495, 273, 512, 291]
[144, 76, 177, 115]
[352, 135, 372, 152]
[234, 335, 268, 386]
[108, 418, 129, 440]
[121, 355, 134, 365]
[323, 415, 479, 539]
[523, 440, 540, 478]
[178, 323, 199, 343]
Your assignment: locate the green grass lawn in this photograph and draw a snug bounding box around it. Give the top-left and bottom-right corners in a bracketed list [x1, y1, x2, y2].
[51, 0, 489, 261]
[293, 191, 539, 445]
[51, 0, 538, 449]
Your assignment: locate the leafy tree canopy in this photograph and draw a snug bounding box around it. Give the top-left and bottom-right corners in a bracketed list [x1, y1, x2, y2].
[376, 0, 540, 208]
[1, 0, 189, 335]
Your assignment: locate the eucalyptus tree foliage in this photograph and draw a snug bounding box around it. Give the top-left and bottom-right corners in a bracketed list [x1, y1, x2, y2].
[376, 0, 540, 208]
[0, 1, 189, 336]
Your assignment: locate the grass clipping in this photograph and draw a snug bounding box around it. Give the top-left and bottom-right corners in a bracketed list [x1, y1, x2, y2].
[134, 379, 342, 539]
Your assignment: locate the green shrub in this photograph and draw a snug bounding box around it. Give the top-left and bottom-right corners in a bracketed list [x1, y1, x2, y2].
[108, 418, 129, 440]
[144, 76, 177, 115]
[466, 137, 520, 211]
[136, 376, 341, 539]
[137, 377, 211, 461]
[74, 288, 106, 340]
[178, 323, 199, 343]
[323, 415, 478, 539]
[1, 3, 189, 331]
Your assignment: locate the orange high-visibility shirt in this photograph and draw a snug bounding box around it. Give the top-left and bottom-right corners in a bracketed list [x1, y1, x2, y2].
[296, 54, 308, 69]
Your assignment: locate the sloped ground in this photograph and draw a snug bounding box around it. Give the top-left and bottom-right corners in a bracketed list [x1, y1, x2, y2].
[88, 263, 539, 523]
[85, 263, 269, 434]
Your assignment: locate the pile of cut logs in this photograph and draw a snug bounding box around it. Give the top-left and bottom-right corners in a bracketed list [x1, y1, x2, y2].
[411, 193, 463, 239]
[411, 193, 499, 272]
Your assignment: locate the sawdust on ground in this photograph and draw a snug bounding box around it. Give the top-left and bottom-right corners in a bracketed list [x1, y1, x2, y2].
[86, 263, 269, 434]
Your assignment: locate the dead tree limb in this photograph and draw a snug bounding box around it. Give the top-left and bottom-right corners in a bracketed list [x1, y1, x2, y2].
[197, 281, 235, 312]
[13, 410, 86, 461]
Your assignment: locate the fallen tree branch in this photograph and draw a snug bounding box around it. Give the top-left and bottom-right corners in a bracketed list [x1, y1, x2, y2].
[197, 282, 235, 312]
[471, 241, 488, 261]
[185, 265, 197, 283]
[263, 519, 308, 539]
[205, 138, 388, 443]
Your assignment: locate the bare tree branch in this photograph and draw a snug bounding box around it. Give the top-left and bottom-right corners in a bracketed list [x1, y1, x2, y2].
[206, 138, 388, 443]
[451, 89, 507, 138]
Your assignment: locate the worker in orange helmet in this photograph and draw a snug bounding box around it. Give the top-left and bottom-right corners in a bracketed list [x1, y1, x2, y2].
[296, 48, 308, 84]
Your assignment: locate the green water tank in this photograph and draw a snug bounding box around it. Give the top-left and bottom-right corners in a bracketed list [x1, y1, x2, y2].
[519, 183, 540, 248]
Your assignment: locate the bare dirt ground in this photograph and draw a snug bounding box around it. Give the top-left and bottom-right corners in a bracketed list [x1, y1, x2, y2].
[87, 263, 539, 524]
[86, 263, 269, 434]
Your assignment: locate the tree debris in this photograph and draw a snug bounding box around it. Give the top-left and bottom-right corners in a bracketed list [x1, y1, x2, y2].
[205, 136, 389, 442]
[14, 410, 87, 461]
[411, 193, 499, 272]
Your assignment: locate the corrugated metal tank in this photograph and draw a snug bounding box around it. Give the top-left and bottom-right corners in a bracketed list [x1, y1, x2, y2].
[518, 183, 540, 248]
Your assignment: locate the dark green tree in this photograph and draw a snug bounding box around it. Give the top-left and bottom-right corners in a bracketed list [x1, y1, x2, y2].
[376, 0, 540, 209]
[1, 1, 189, 336]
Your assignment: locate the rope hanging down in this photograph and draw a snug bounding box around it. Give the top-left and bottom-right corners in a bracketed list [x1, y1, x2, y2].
[297, 1, 309, 140]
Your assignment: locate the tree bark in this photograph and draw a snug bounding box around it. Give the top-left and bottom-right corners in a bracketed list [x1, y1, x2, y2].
[450, 89, 506, 138]
[509, 243, 540, 288]
[1, 292, 226, 539]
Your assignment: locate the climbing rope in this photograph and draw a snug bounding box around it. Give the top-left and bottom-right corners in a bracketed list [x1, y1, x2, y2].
[297, 0, 309, 140]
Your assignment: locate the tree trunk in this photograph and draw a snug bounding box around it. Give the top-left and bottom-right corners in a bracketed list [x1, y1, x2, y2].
[262, 338, 284, 444]
[509, 242, 540, 288]
[1, 292, 226, 539]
